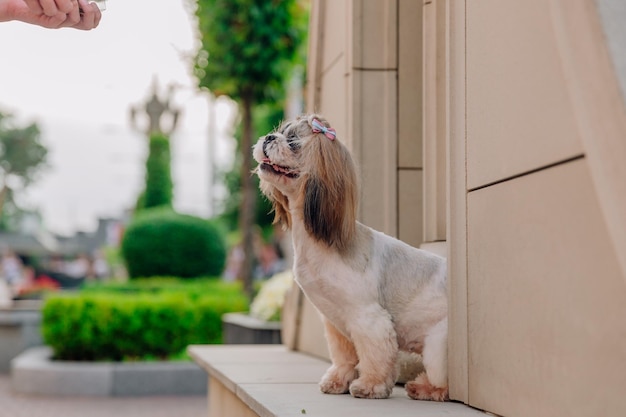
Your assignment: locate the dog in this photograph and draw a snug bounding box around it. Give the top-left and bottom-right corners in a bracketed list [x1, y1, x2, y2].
[253, 114, 448, 401]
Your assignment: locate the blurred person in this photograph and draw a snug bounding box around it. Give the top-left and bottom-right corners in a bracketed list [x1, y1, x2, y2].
[223, 243, 244, 282]
[48, 254, 65, 273]
[1, 249, 24, 287]
[64, 253, 91, 279]
[91, 249, 109, 279]
[15, 264, 35, 293]
[254, 243, 285, 280]
[0, 0, 102, 30]
[1, 249, 27, 299]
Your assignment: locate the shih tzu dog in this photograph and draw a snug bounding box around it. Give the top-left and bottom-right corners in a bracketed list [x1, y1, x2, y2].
[253, 114, 448, 401]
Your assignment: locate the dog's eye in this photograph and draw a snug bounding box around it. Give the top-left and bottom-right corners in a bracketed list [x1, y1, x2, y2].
[287, 135, 300, 151]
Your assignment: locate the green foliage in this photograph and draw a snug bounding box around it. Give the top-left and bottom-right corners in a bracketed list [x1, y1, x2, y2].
[193, 0, 308, 103]
[42, 279, 248, 361]
[138, 132, 173, 211]
[0, 189, 26, 231]
[0, 112, 48, 184]
[0, 111, 48, 228]
[121, 208, 227, 279]
[218, 102, 283, 231]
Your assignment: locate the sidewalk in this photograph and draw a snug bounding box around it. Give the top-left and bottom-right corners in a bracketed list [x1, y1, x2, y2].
[0, 375, 206, 417]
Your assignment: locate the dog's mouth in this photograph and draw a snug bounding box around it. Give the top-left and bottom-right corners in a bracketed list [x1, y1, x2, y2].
[260, 158, 299, 178]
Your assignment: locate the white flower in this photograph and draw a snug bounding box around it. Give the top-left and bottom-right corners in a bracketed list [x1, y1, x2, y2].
[250, 270, 294, 321]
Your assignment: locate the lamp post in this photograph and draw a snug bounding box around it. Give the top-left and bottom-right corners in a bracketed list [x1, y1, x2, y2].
[129, 78, 181, 136]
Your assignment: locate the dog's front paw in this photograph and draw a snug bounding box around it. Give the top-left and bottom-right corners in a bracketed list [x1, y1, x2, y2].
[320, 365, 357, 395]
[405, 373, 448, 402]
[349, 376, 393, 399]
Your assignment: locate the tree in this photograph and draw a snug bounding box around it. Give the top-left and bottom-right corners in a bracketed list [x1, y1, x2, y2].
[218, 102, 284, 232]
[136, 132, 173, 211]
[0, 112, 48, 224]
[193, 0, 307, 299]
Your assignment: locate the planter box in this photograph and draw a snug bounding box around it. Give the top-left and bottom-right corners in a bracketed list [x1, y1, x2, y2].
[0, 301, 42, 373]
[222, 312, 281, 344]
[11, 347, 207, 396]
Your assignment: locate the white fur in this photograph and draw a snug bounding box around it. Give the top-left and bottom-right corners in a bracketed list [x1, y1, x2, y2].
[253, 114, 449, 401]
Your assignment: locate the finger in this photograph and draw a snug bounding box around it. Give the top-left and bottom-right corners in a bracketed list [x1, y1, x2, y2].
[56, 0, 75, 14]
[40, 13, 67, 29]
[22, 0, 44, 15]
[63, 2, 80, 26]
[39, 0, 61, 16]
[74, 0, 99, 30]
[75, 0, 93, 29]
[93, 2, 102, 27]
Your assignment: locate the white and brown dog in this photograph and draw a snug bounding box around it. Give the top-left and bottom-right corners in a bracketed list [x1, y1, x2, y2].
[253, 114, 448, 401]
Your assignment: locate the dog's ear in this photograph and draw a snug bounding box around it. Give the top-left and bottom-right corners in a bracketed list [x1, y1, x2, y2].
[302, 137, 357, 252]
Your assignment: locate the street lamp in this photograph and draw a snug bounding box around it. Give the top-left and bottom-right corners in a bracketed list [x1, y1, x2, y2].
[129, 78, 181, 136]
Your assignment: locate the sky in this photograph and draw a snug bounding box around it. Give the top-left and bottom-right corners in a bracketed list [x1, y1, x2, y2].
[0, 0, 237, 236]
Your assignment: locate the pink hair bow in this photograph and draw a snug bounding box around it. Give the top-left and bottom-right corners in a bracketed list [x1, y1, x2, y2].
[311, 119, 336, 140]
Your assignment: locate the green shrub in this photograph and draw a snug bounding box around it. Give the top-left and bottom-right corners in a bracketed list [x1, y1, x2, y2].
[42, 279, 248, 361]
[139, 132, 173, 211]
[121, 209, 227, 278]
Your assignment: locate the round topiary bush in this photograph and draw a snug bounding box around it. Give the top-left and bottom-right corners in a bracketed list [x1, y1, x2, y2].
[121, 208, 227, 279]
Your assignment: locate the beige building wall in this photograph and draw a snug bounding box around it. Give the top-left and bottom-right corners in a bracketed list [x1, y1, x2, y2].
[290, 1, 626, 416]
[458, 2, 626, 415]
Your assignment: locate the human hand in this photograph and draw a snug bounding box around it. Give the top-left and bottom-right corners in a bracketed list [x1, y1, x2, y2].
[1, 0, 102, 30]
[22, 0, 76, 18]
[73, 0, 101, 30]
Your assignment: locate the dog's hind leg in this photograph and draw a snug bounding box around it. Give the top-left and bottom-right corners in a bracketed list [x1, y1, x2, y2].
[405, 318, 448, 401]
[319, 318, 358, 394]
[347, 307, 398, 399]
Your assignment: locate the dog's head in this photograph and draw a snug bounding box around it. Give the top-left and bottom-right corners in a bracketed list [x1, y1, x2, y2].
[253, 114, 357, 251]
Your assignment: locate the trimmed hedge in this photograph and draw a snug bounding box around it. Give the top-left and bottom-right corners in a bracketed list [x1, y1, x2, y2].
[121, 209, 227, 279]
[141, 132, 173, 210]
[42, 279, 247, 361]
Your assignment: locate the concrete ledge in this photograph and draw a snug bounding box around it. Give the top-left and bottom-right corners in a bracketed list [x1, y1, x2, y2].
[11, 347, 207, 397]
[189, 344, 488, 417]
[222, 312, 282, 344]
[0, 305, 42, 373]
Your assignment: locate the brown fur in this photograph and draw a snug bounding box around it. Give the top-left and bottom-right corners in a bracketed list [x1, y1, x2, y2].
[302, 142, 357, 252]
[261, 115, 357, 253]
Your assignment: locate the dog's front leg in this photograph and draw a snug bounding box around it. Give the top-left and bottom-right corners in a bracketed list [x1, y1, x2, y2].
[319, 318, 358, 394]
[347, 307, 398, 399]
[405, 318, 448, 401]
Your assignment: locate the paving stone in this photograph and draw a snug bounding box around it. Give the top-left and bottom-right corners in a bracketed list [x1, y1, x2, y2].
[0, 374, 206, 417]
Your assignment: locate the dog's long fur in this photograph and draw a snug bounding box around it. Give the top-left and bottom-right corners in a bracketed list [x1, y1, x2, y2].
[253, 114, 448, 401]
